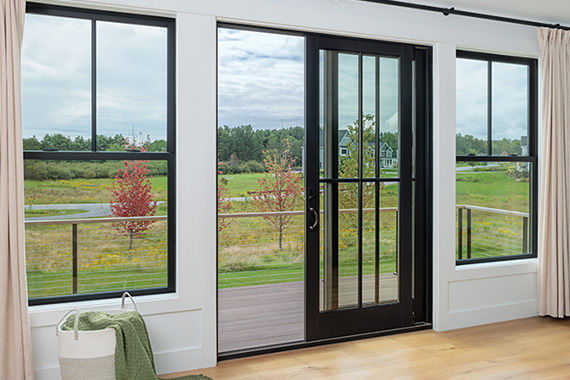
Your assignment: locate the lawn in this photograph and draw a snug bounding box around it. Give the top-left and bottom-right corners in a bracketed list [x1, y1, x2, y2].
[220, 172, 267, 198]
[221, 171, 399, 199]
[25, 176, 168, 205]
[25, 208, 88, 218]
[24, 167, 530, 299]
[456, 170, 529, 211]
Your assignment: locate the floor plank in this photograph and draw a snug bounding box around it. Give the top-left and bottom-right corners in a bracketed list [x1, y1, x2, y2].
[162, 317, 570, 379]
[218, 274, 398, 352]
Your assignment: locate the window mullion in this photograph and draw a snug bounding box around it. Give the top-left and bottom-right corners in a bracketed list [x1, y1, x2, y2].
[487, 60, 492, 156]
[91, 18, 97, 152]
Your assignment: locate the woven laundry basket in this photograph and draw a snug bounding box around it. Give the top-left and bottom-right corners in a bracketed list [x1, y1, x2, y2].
[56, 292, 138, 380]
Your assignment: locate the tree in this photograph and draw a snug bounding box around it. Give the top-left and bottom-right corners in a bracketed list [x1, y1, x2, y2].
[339, 114, 382, 216]
[109, 135, 157, 252]
[217, 161, 233, 232]
[250, 140, 303, 250]
[23, 136, 41, 150]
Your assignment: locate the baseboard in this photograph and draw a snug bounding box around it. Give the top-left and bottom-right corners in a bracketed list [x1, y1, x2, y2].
[446, 300, 538, 330]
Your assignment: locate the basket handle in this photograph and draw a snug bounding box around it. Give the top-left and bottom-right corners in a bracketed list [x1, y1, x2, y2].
[55, 308, 80, 341]
[121, 292, 138, 312]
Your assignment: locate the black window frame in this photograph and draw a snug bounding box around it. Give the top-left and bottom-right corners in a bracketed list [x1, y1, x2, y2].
[24, 2, 176, 305]
[455, 50, 538, 265]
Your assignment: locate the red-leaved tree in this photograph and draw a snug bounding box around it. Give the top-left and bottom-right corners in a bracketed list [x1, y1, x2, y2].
[250, 140, 303, 250]
[109, 135, 157, 252]
[218, 161, 233, 232]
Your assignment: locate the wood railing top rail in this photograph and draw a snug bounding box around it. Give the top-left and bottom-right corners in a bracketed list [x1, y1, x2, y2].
[456, 204, 529, 218]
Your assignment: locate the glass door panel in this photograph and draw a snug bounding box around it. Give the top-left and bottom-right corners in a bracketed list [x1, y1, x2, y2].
[306, 35, 415, 340]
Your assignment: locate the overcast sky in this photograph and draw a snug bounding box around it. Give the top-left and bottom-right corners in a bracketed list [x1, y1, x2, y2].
[456, 58, 528, 141]
[21, 18, 527, 141]
[21, 14, 167, 141]
[217, 28, 304, 130]
[218, 28, 400, 134]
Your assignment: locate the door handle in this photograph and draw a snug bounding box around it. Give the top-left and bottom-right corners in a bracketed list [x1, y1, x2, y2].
[309, 207, 318, 231]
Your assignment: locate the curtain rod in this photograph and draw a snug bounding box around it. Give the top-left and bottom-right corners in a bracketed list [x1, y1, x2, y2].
[359, 0, 569, 31]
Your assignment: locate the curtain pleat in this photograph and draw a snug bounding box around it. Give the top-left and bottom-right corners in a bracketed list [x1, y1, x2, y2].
[0, 0, 34, 378]
[537, 28, 570, 318]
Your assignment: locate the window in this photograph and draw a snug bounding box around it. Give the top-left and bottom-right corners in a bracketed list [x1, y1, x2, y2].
[456, 51, 537, 264]
[22, 4, 175, 304]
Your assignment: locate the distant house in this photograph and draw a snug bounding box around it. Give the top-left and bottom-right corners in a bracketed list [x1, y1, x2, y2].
[519, 136, 529, 171]
[302, 129, 398, 172]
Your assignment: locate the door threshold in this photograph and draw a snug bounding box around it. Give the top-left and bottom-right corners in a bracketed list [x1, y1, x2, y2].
[218, 322, 432, 361]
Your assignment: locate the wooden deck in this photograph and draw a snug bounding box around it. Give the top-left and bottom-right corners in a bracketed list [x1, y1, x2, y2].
[218, 273, 398, 352]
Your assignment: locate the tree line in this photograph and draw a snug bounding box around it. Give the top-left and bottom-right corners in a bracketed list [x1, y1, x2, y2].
[23, 134, 167, 152]
[218, 125, 304, 173]
[456, 133, 523, 156]
[217, 124, 402, 174]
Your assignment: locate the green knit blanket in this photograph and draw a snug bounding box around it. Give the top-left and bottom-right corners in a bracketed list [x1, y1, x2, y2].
[62, 311, 212, 380]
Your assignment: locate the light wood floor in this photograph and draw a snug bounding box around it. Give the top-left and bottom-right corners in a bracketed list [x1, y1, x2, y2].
[162, 316, 570, 379]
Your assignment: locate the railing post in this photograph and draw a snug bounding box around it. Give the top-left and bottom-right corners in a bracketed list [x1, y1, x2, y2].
[395, 210, 398, 274]
[523, 216, 528, 254]
[467, 208, 472, 259]
[458, 208, 463, 260]
[72, 224, 78, 294]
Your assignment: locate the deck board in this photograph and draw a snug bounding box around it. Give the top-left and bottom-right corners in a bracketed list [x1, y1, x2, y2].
[218, 273, 398, 352]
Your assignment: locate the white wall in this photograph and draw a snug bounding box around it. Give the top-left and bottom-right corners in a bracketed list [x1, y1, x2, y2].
[27, 0, 541, 378]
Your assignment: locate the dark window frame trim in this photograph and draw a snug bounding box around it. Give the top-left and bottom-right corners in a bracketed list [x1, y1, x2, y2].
[455, 50, 538, 265]
[24, 2, 176, 306]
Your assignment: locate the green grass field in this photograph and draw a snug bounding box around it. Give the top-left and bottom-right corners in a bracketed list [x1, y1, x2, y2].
[25, 209, 88, 218]
[456, 171, 529, 211]
[24, 167, 530, 298]
[220, 172, 263, 198]
[25, 176, 168, 205]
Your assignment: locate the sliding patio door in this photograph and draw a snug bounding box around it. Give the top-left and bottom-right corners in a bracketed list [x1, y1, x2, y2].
[304, 35, 429, 340]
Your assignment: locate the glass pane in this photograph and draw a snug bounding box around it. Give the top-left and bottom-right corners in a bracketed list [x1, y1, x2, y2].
[24, 159, 168, 299]
[456, 58, 488, 155]
[338, 53, 359, 179]
[379, 57, 399, 175]
[362, 56, 377, 175]
[22, 14, 91, 150]
[217, 28, 305, 352]
[363, 182, 399, 305]
[337, 182, 359, 309]
[96, 21, 168, 151]
[456, 161, 531, 260]
[379, 182, 399, 303]
[492, 62, 529, 156]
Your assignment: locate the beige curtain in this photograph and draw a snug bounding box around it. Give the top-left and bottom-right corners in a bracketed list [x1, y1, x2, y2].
[537, 28, 570, 318]
[0, 0, 34, 378]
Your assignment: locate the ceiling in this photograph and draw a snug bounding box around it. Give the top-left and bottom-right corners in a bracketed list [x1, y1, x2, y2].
[398, 0, 570, 26]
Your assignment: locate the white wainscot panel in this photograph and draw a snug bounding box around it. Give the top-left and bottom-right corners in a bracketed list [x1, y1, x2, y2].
[146, 309, 203, 375]
[32, 325, 60, 380]
[447, 273, 538, 329]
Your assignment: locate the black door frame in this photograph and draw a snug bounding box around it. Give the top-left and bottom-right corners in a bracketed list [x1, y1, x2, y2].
[217, 23, 432, 360]
[305, 35, 422, 341]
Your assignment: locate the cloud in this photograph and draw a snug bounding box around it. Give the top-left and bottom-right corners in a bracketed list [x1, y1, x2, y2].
[456, 58, 528, 141]
[218, 28, 304, 130]
[21, 14, 168, 141]
[384, 112, 398, 132]
[22, 14, 92, 138]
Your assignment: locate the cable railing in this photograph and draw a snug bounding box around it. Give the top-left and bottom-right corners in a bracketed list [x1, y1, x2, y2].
[456, 205, 530, 260]
[218, 207, 399, 288]
[25, 215, 168, 299]
[24, 204, 531, 298]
